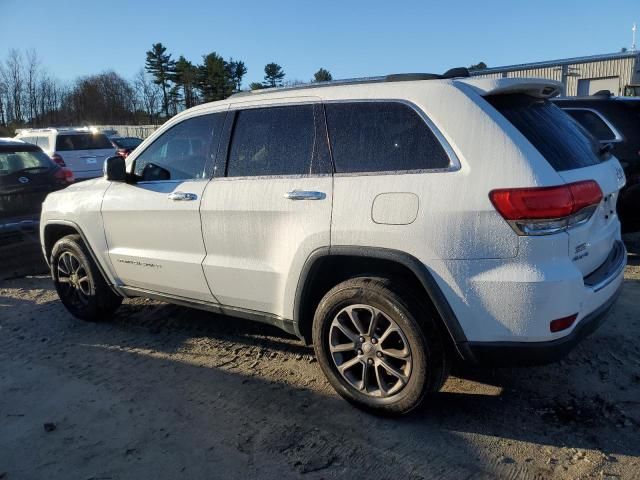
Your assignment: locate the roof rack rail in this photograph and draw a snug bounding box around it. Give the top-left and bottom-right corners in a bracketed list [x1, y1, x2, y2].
[231, 67, 470, 98]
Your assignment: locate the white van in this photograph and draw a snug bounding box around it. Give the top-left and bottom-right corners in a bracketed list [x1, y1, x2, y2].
[15, 128, 115, 180]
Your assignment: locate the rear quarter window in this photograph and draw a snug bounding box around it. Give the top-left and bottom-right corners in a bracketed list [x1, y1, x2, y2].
[324, 102, 450, 174]
[55, 133, 114, 151]
[487, 94, 602, 172]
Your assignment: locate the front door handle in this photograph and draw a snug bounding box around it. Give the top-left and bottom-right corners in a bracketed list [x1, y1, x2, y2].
[284, 190, 326, 201]
[168, 191, 198, 201]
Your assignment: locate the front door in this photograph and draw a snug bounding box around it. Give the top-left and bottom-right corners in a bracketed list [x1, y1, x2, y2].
[101, 111, 227, 301]
[200, 101, 333, 318]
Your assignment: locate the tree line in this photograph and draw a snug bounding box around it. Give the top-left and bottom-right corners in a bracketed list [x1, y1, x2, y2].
[0, 44, 334, 134]
[0, 44, 487, 135]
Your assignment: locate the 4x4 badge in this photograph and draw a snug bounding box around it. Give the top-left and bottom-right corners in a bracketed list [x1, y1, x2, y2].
[615, 166, 625, 184]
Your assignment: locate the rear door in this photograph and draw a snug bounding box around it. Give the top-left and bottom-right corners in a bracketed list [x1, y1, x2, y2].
[55, 132, 115, 179]
[489, 94, 625, 276]
[200, 100, 333, 317]
[101, 112, 226, 301]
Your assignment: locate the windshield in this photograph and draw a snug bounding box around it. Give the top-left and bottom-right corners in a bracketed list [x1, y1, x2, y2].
[487, 93, 603, 172]
[55, 133, 114, 151]
[0, 147, 53, 176]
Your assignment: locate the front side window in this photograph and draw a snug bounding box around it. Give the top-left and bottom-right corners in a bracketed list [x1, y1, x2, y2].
[564, 109, 618, 142]
[325, 102, 450, 174]
[134, 113, 225, 181]
[227, 105, 315, 177]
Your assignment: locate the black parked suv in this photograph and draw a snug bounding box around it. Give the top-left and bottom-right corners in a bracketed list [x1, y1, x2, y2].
[554, 93, 640, 232]
[0, 139, 74, 246]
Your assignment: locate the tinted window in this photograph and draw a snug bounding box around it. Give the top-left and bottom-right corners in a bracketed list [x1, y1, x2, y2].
[113, 137, 142, 149]
[134, 113, 225, 181]
[488, 94, 602, 171]
[0, 147, 52, 176]
[227, 105, 315, 177]
[564, 109, 617, 141]
[325, 102, 450, 174]
[55, 133, 113, 151]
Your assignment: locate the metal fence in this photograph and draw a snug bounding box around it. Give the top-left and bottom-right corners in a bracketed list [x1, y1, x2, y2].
[96, 125, 158, 139]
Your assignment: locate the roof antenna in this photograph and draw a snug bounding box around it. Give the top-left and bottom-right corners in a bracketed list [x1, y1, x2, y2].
[633, 22, 637, 52]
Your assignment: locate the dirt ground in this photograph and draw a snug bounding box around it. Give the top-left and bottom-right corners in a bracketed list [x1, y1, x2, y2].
[1, 237, 639, 479]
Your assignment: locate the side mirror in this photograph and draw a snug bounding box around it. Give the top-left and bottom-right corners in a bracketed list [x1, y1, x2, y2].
[104, 155, 127, 182]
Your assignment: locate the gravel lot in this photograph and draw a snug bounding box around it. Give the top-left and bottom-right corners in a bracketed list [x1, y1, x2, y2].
[1, 237, 639, 479]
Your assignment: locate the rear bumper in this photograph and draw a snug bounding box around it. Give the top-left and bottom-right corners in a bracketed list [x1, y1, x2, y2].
[465, 282, 622, 366]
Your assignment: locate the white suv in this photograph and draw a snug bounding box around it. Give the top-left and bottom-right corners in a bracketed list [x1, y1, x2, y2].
[15, 127, 115, 180]
[39, 70, 627, 414]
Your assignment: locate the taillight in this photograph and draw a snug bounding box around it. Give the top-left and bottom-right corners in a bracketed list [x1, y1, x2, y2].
[54, 167, 75, 184]
[51, 152, 66, 167]
[489, 180, 603, 236]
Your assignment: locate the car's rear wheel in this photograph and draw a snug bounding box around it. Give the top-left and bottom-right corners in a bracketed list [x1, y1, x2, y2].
[312, 277, 449, 415]
[51, 234, 122, 321]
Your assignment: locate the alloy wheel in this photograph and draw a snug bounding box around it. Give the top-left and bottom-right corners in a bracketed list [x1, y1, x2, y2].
[328, 304, 413, 397]
[56, 251, 91, 306]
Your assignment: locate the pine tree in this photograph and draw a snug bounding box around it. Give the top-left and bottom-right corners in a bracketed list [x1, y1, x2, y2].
[145, 43, 175, 117]
[313, 68, 332, 82]
[173, 56, 198, 108]
[226, 59, 247, 92]
[263, 63, 285, 88]
[197, 52, 233, 102]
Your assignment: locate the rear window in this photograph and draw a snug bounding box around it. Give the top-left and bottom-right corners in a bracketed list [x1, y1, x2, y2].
[487, 94, 602, 171]
[325, 102, 450, 173]
[55, 133, 113, 151]
[563, 109, 617, 142]
[0, 146, 52, 176]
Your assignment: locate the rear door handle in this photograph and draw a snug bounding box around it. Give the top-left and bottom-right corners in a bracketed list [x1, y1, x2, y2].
[284, 190, 326, 201]
[168, 191, 198, 201]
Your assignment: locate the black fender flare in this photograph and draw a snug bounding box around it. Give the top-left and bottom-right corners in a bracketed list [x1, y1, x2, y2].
[43, 220, 121, 295]
[294, 246, 474, 361]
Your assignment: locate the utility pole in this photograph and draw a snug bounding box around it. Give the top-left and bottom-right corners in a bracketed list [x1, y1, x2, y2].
[633, 22, 637, 52]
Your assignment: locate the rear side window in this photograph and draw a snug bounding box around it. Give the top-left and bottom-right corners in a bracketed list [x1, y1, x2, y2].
[564, 109, 617, 142]
[227, 105, 315, 177]
[55, 133, 113, 151]
[488, 94, 602, 171]
[325, 102, 450, 174]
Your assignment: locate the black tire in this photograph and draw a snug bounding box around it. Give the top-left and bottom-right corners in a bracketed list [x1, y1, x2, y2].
[312, 277, 449, 415]
[51, 234, 122, 321]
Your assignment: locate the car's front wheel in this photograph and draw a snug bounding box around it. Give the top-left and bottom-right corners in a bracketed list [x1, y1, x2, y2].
[312, 277, 449, 415]
[51, 234, 122, 321]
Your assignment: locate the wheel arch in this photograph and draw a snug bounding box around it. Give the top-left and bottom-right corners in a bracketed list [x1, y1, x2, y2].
[294, 246, 473, 361]
[43, 220, 119, 294]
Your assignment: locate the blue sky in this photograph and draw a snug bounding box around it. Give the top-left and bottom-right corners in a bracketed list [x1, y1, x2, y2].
[0, 0, 637, 87]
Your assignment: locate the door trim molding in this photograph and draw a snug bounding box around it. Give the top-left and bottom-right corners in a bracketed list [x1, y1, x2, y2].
[119, 286, 299, 337]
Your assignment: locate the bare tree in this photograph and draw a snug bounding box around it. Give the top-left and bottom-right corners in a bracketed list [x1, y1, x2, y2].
[25, 49, 40, 125]
[0, 71, 7, 125]
[134, 69, 161, 124]
[5, 49, 24, 122]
